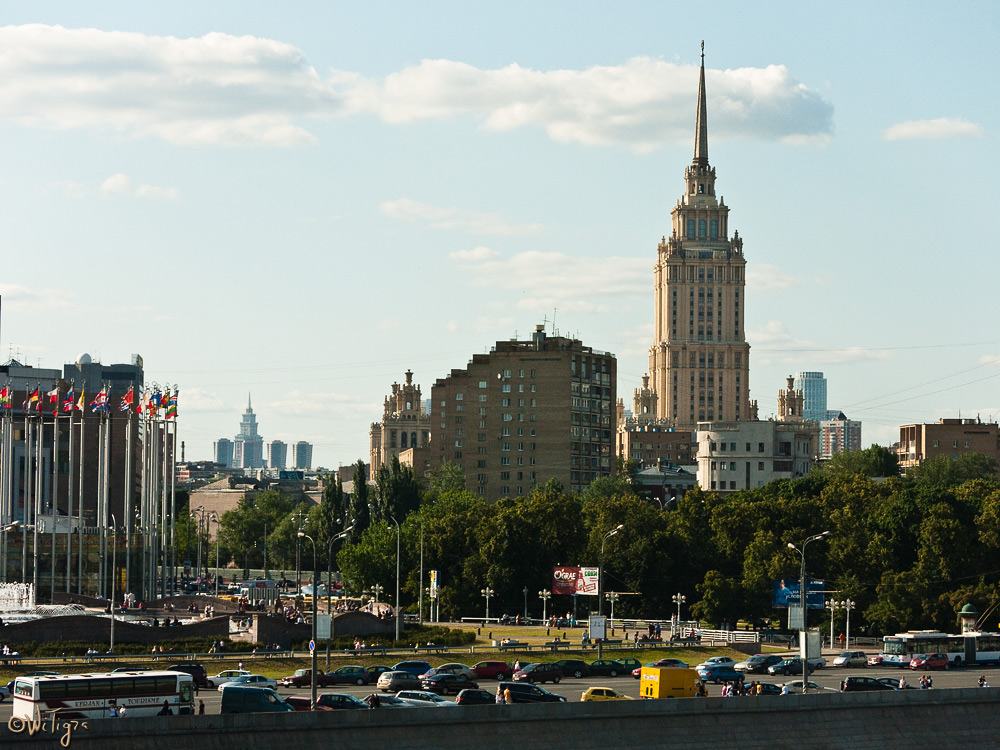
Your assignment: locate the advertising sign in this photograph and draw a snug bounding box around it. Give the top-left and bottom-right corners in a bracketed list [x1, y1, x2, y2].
[589, 615, 607, 641]
[772, 578, 826, 610]
[552, 566, 600, 596]
[430, 570, 439, 597]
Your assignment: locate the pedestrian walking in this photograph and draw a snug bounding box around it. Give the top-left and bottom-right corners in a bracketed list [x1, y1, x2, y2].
[496, 685, 505, 704]
[503, 687, 512, 704]
[198, 700, 205, 715]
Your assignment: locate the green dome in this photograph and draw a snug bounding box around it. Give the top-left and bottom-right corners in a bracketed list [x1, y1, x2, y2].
[960, 603, 980, 615]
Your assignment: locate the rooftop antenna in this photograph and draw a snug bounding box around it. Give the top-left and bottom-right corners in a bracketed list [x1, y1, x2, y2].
[552, 307, 558, 336]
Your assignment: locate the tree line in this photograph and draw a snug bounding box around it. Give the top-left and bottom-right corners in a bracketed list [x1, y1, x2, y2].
[187, 448, 1000, 636]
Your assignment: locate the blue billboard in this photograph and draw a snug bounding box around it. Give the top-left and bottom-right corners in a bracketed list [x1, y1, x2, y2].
[772, 578, 826, 610]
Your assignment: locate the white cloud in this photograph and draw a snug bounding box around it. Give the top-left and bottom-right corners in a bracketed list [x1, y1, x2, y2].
[101, 173, 178, 199]
[747, 264, 800, 292]
[174, 387, 226, 413]
[883, 118, 985, 141]
[450, 249, 649, 302]
[450, 246, 500, 262]
[0, 26, 832, 150]
[381, 198, 542, 236]
[748, 321, 888, 364]
[0, 283, 74, 311]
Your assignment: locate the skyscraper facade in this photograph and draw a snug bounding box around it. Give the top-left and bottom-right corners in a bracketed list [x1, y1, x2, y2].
[793, 371, 828, 423]
[213, 438, 234, 469]
[233, 394, 264, 469]
[268, 440, 287, 469]
[292, 441, 313, 470]
[648, 47, 751, 430]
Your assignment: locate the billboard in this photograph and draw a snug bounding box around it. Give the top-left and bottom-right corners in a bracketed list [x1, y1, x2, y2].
[772, 578, 826, 610]
[552, 566, 599, 596]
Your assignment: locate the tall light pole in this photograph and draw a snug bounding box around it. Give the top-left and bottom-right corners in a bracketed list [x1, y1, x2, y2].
[839, 599, 855, 648]
[481, 586, 494, 621]
[211, 514, 220, 597]
[605, 592, 619, 624]
[325, 525, 354, 671]
[109, 514, 117, 654]
[672, 592, 686, 636]
[538, 589, 551, 622]
[787, 530, 831, 692]
[598, 524, 623, 616]
[297, 531, 318, 707]
[522, 586, 529, 620]
[369, 505, 401, 641]
[827, 599, 839, 649]
[190, 507, 205, 585]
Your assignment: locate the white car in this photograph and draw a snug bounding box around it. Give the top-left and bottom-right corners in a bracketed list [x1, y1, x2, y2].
[394, 690, 460, 707]
[832, 651, 867, 668]
[783, 679, 838, 694]
[207, 670, 252, 688]
[694, 656, 736, 670]
[216, 674, 277, 692]
[807, 656, 827, 670]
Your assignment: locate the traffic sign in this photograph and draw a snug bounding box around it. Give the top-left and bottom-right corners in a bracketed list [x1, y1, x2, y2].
[309, 639, 316, 653]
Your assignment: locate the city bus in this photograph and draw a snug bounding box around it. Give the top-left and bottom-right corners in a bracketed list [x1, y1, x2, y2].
[876, 630, 1000, 668]
[12, 671, 194, 720]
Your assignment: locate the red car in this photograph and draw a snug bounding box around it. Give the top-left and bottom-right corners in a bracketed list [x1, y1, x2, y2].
[472, 661, 512, 681]
[909, 653, 950, 670]
[284, 696, 333, 711]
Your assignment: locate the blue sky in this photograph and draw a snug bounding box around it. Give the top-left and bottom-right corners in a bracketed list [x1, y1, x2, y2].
[1, 2, 997, 468]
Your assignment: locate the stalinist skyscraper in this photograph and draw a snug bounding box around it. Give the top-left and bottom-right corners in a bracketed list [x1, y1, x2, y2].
[648, 45, 751, 430]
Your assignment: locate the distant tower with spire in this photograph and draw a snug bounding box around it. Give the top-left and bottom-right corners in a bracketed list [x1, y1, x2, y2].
[233, 392, 265, 469]
[648, 42, 751, 430]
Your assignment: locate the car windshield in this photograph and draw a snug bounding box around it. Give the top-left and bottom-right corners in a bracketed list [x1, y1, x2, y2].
[913, 654, 927, 660]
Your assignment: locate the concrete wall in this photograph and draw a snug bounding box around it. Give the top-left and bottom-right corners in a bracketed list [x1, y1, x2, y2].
[0, 615, 228, 648]
[7, 686, 999, 750]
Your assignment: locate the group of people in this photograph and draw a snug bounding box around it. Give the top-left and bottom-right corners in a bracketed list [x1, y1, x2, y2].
[495, 685, 512, 704]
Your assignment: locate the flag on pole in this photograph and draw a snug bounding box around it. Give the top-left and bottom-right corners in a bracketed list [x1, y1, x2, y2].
[47, 387, 59, 403]
[0, 386, 10, 408]
[165, 390, 178, 420]
[62, 389, 75, 412]
[76, 389, 85, 412]
[91, 388, 108, 412]
[25, 388, 39, 412]
[120, 387, 134, 412]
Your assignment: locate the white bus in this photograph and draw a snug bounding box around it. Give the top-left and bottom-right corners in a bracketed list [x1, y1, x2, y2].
[877, 630, 1000, 668]
[12, 670, 195, 720]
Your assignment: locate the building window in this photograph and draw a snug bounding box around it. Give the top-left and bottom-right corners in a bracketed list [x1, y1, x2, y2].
[455, 393, 463, 400]
[687, 219, 695, 238]
[479, 381, 487, 389]
[710, 219, 718, 238]
[502, 384, 511, 393]
[698, 219, 707, 237]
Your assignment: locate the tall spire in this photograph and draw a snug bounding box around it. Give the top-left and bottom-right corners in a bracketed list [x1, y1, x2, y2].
[693, 40, 709, 167]
[247, 392, 252, 412]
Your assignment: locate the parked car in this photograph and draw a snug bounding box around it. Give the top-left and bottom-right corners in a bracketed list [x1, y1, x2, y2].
[909, 653, 949, 671]
[581, 686, 632, 701]
[753, 682, 783, 695]
[867, 654, 886, 666]
[376, 694, 415, 708]
[697, 665, 745, 684]
[314, 692, 370, 710]
[394, 690, 460, 707]
[877, 677, 916, 690]
[498, 681, 567, 703]
[279, 669, 334, 688]
[284, 696, 333, 711]
[784, 680, 837, 694]
[615, 658, 643, 674]
[392, 661, 433, 677]
[216, 674, 277, 692]
[513, 662, 563, 684]
[326, 666, 371, 685]
[420, 673, 480, 695]
[695, 656, 737, 670]
[425, 663, 477, 680]
[473, 661, 512, 681]
[841, 675, 897, 692]
[808, 656, 827, 670]
[587, 660, 626, 678]
[832, 651, 868, 668]
[165, 663, 208, 688]
[734, 655, 784, 674]
[378, 670, 423, 693]
[455, 688, 496, 705]
[632, 659, 690, 679]
[220, 686, 294, 714]
[0, 685, 10, 703]
[767, 658, 814, 677]
[553, 659, 591, 679]
[366, 665, 393, 681]
[207, 670, 252, 688]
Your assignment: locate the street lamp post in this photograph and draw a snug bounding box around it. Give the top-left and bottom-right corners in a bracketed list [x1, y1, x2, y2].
[190, 507, 205, 585]
[672, 592, 686, 636]
[481, 586, 494, 621]
[325, 525, 354, 672]
[211, 514, 219, 597]
[109, 514, 117, 654]
[605, 592, 619, 624]
[787, 530, 831, 693]
[827, 599, 839, 649]
[522, 586, 529, 621]
[839, 599, 855, 648]
[538, 589, 551, 623]
[598, 524, 623, 617]
[390, 515, 400, 642]
[297, 531, 318, 707]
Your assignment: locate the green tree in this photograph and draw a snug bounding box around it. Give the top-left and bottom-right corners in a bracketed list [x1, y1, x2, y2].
[908, 453, 998, 489]
[371, 455, 421, 522]
[426, 461, 466, 497]
[816, 445, 900, 479]
[347, 460, 371, 539]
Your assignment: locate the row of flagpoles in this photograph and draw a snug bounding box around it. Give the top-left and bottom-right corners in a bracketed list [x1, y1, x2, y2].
[0, 380, 179, 603]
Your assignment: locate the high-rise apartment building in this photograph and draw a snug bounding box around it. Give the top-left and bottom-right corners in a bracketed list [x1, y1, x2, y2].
[292, 441, 313, 471]
[233, 394, 264, 469]
[793, 371, 828, 422]
[431, 325, 616, 499]
[819, 412, 862, 459]
[897, 418, 1000, 474]
[213, 438, 234, 469]
[268, 440, 287, 469]
[648, 48, 751, 429]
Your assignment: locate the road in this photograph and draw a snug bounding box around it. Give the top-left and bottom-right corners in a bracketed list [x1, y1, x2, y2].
[1, 663, 995, 718]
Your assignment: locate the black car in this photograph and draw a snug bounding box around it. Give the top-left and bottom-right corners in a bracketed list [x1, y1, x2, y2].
[841, 676, 897, 692]
[734, 655, 784, 674]
[553, 659, 590, 679]
[767, 658, 814, 677]
[512, 663, 563, 684]
[455, 688, 496, 705]
[420, 673, 480, 695]
[588, 659, 626, 678]
[499, 681, 567, 703]
[166, 663, 209, 688]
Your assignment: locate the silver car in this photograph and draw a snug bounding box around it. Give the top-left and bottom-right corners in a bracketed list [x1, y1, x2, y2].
[377, 670, 422, 693]
[394, 690, 460, 707]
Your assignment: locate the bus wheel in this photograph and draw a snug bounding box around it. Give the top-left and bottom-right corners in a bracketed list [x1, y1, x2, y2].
[953, 657, 961, 668]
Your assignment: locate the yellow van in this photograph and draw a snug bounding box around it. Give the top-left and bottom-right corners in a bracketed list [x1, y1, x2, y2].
[639, 667, 706, 699]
